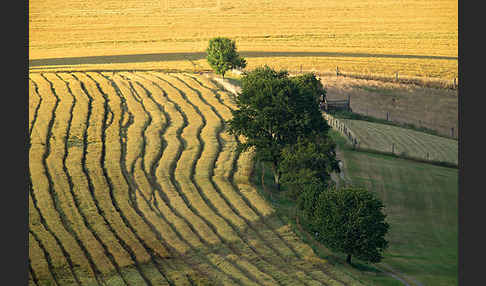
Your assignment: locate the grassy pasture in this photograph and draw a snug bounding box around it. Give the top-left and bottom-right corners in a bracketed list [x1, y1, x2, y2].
[332, 131, 458, 286]
[29, 0, 457, 80]
[339, 119, 458, 165]
[251, 130, 458, 286]
[29, 71, 364, 285]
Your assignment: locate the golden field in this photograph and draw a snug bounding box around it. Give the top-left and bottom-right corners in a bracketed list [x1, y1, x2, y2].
[28, 71, 364, 285]
[29, 0, 457, 80]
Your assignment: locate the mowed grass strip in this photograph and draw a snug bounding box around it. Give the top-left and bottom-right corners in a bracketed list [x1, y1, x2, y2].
[29, 73, 98, 286]
[57, 72, 134, 285]
[198, 75, 349, 286]
[71, 71, 154, 285]
[220, 77, 358, 285]
[87, 72, 172, 285]
[138, 72, 245, 285]
[335, 132, 458, 286]
[340, 119, 457, 164]
[160, 73, 270, 285]
[124, 72, 248, 285]
[134, 72, 219, 248]
[184, 74, 317, 286]
[120, 72, 201, 255]
[43, 72, 115, 284]
[173, 74, 292, 286]
[116, 72, 196, 285]
[111, 71, 247, 284]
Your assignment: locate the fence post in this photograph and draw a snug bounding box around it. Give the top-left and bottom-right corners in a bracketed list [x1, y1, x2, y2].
[392, 143, 394, 154]
[453, 77, 457, 89]
[451, 127, 454, 138]
[395, 71, 399, 82]
[336, 66, 339, 76]
[386, 111, 389, 121]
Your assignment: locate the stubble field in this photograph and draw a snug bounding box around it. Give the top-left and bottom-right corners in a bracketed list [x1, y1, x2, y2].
[28, 71, 364, 286]
[29, 0, 457, 80]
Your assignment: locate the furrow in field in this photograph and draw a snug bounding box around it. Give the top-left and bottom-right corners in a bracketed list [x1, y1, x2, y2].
[177, 73, 316, 285]
[120, 73, 218, 284]
[169, 73, 284, 286]
[151, 72, 267, 285]
[121, 72, 244, 285]
[112, 72, 189, 286]
[56, 72, 131, 286]
[28, 229, 61, 286]
[137, 72, 250, 285]
[117, 73, 199, 254]
[43, 72, 109, 286]
[29, 73, 95, 286]
[69, 72, 152, 286]
[28, 258, 40, 286]
[29, 79, 42, 139]
[182, 73, 318, 286]
[197, 75, 348, 286]
[78, 72, 170, 286]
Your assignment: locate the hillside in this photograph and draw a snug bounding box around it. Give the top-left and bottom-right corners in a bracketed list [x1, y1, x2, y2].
[28, 71, 364, 286]
[331, 131, 458, 286]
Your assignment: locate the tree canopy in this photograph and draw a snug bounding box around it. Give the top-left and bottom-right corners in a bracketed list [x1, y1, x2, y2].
[279, 136, 339, 198]
[206, 37, 246, 78]
[299, 186, 389, 264]
[226, 66, 333, 189]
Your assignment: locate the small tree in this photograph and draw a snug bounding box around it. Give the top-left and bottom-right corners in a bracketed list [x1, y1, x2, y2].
[227, 66, 331, 190]
[301, 187, 389, 264]
[206, 37, 246, 79]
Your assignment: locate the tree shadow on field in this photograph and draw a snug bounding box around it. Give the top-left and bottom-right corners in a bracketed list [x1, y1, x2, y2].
[29, 51, 457, 67]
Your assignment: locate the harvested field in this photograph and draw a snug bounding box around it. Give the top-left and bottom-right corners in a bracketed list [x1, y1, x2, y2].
[321, 75, 458, 138]
[340, 119, 458, 165]
[29, 0, 457, 80]
[28, 71, 365, 285]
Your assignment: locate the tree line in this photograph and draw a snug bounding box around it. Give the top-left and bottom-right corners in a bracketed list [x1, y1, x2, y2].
[207, 37, 389, 265]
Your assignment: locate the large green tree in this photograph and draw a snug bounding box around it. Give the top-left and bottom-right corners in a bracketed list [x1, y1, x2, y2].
[227, 66, 332, 189]
[299, 186, 390, 264]
[206, 37, 246, 78]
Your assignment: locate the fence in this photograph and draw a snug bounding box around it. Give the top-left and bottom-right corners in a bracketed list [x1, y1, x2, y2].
[294, 66, 458, 90]
[322, 111, 458, 167]
[322, 112, 360, 148]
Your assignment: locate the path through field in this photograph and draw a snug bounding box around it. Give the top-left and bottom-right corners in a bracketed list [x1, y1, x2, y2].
[28, 71, 365, 286]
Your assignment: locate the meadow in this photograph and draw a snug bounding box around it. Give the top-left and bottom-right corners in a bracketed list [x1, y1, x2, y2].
[29, 0, 457, 80]
[332, 131, 458, 286]
[28, 71, 365, 285]
[339, 119, 458, 165]
[251, 130, 458, 286]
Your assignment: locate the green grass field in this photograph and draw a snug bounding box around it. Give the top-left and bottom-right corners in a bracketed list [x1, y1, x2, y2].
[332, 130, 458, 286]
[339, 119, 458, 165]
[250, 128, 458, 286]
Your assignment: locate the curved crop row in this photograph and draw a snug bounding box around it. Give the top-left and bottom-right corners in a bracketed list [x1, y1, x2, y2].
[29, 71, 363, 286]
[178, 74, 316, 286]
[193, 75, 349, 286]
[341, 119, 457, 164]
[29, 73, 96, 286]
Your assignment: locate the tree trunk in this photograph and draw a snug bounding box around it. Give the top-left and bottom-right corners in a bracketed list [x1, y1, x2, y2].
[346, 254, 352, 265]
[271, 163, 281, 191]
